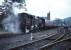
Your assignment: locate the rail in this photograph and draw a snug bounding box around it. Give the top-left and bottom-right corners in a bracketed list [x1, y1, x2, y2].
[39, 27, 71, 50]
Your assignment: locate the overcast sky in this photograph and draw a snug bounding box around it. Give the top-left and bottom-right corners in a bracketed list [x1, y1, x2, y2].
[26, 0, 71, 20]
[0, 0, 71, 20]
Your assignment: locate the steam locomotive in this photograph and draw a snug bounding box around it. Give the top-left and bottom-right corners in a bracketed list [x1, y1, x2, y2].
[19, 13, 58, 33]
[0, 12, 58, 33]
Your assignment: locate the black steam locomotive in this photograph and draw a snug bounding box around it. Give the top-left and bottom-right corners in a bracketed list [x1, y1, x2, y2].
[19, 13, 58, 33]
[0, 12, 57, 33]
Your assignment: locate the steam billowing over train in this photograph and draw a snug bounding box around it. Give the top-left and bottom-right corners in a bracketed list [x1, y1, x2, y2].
[0, 12, 58, 34]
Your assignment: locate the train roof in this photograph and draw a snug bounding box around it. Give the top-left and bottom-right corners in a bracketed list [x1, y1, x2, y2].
[18, 12, 35, 18]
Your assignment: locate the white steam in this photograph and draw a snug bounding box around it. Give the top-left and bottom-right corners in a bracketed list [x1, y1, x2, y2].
[2, 2, 26, 33]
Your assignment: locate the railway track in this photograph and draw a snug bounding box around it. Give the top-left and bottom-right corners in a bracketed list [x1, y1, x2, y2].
[0, 28, 58, 50]
[10, 28, 71, 50]
[0, 27, 71, 50]
[39, 27, 71, 50]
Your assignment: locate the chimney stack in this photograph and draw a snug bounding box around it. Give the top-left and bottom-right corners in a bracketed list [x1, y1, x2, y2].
[47, 11, 50, 20]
